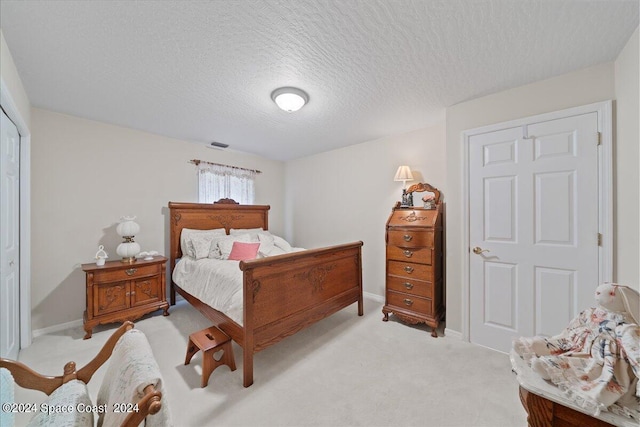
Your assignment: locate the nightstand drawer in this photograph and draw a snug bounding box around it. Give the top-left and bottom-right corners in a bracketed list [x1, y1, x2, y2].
[386, 291, 433, 316]
[386, 246, 432, 264]
[388, 230, 434, 248]
[386, 276, 433, 298]
[388, 260, 433, 278]
[91, 264, 160, 284]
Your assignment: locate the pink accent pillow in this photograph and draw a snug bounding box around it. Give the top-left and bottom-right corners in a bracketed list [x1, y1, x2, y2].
[228, 242, 260, 261]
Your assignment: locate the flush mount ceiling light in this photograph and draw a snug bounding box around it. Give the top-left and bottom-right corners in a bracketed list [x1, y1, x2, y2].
[271, 87, 309, 112]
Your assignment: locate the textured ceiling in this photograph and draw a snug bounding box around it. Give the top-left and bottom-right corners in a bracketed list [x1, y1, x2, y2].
[1, 0, 638, 161]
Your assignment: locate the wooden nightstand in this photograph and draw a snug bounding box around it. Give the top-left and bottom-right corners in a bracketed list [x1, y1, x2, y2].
[81, 256, 169, 339]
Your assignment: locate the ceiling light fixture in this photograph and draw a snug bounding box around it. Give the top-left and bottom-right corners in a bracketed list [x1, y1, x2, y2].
[271, 87, 309, 112]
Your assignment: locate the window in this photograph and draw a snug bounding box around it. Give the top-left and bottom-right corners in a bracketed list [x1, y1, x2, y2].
[197, 162, 257, 204]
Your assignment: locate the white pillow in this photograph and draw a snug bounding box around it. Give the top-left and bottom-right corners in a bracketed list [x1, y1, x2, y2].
[207, 233, 237, 259]
[273, 235, 293, 253]
[218, 234, 253, 259]
[180, 228, 226, 259]
[230, 228, 265, 240]
[257, 232, 275, 257]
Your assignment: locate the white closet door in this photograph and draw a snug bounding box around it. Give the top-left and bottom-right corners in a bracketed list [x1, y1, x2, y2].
[1, 108, 20, 360]
[469, 112, 599, 353]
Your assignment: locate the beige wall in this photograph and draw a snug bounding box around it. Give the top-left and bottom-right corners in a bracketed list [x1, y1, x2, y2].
[614, 27, 639, 288]
[30, 108, 285, 330]
[285, 120, 446, 298]
[0, 30, 31, 128]
[445, 62, 617, 334]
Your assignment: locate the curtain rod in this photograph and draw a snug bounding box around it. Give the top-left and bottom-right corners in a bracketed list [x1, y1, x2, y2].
[189, 159, 262, 174]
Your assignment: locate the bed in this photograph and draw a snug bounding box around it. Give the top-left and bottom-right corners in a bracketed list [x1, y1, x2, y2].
[168, 200, 364, 387]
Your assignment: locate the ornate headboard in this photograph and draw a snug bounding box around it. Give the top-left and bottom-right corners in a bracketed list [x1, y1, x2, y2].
[168, 200, 270, 267]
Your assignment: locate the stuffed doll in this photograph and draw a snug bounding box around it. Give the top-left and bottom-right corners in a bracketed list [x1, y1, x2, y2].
[513, 283, 640, 418]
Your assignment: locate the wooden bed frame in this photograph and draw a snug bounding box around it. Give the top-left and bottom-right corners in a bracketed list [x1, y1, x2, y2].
[168, 200, 364, 387]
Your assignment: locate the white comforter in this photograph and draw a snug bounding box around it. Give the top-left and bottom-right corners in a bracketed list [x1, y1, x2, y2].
[173, 258, 245, 324]
[172, 234, 304, 326]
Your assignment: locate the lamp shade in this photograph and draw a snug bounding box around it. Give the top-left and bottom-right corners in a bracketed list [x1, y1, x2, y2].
[271, 87, 309, 112]
[394, 166, 414, 182]
[116, 216, 140, 237]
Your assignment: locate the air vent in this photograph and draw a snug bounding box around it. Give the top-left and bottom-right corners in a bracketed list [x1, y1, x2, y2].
[208, 141, 229, 149]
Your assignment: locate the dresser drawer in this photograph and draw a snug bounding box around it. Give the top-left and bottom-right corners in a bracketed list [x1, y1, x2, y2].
[388, 260, 433, 279]
[388, 230, 434, 248]
[91, 264, 160, 284]
[386, 276, 433, 298]
[386, 246, 432, 264]
[386, 291, 433, 316]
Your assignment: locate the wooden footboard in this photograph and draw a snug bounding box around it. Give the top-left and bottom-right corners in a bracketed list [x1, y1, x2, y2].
[240, 241, 363, 387]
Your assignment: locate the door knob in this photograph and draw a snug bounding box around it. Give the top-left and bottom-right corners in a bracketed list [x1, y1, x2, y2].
[472, 247, 490, 255]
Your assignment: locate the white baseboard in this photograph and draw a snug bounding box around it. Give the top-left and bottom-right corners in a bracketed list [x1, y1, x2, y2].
[31, 295, 379, 339]
[363, 291, 384, 303]
[444, 328, 463, 340]
[32, 318, 84, 338]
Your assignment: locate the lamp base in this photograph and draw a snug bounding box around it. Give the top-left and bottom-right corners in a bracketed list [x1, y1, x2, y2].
[120, 257, 137, 263]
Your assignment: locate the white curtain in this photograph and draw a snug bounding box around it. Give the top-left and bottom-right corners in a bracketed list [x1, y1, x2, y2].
[197, 163, 256, 204]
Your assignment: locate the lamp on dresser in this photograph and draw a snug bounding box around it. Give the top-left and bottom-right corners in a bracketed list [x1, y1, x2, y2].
[116, 216, 141, 263]
[393, 165, 414, 207]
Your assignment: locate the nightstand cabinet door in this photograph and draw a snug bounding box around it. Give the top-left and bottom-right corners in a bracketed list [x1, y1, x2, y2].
[94, 281, 129, 316]
[131, 276, 161, 307]
[82, 256, 169, 339]
[383, 205, 444, 337]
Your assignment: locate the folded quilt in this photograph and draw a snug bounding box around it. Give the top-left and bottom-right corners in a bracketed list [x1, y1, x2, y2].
[97, 329, 172, 427]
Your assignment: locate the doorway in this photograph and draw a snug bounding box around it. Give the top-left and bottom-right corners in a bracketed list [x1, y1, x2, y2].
[1, 107, 20, 359]
[463, 101, 612, 353]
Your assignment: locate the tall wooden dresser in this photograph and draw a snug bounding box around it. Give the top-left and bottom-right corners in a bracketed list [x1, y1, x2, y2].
[383, 186, 444, 337]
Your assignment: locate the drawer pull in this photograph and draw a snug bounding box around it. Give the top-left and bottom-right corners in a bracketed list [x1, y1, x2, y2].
[403, 250, 413, 258]
[404, 266, 414, 273]
[403, 234, 413, 242]
[403, 299, 414, 306]
[403, 282, 414, 290]
[125, 268, 137, 276]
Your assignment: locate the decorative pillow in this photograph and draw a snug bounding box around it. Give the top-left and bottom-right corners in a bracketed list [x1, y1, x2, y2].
[207, 234, 233, 259]
[218, 234, 253, 259]
[1, 368, 14, 427]
[180, 228, 226, 258]
[189, 233, 216, 260]
[27, 380, 93, 427]
[228, 242, 261, 261]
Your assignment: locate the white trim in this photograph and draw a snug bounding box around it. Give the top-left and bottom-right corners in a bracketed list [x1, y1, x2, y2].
[32, 319, 83, 338]
[461, 101, 613, 343]
[0, 77, 32, 349]
[444, 328, 463, 340]
[363, 291, 384, 303]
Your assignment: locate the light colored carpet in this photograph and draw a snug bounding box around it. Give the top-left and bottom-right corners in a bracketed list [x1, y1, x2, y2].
[14, 299, 527, 426]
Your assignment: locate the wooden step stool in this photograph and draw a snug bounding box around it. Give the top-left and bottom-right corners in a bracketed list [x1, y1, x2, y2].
[185, 326, 236, 387]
